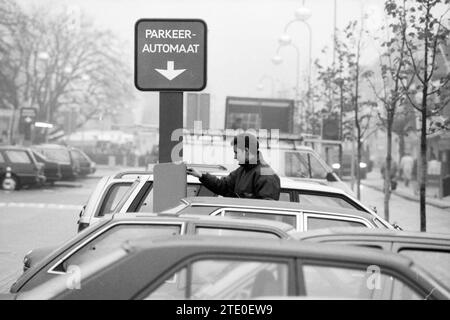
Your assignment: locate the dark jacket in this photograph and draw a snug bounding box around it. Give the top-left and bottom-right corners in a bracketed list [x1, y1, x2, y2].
[199, 160, 281, 200]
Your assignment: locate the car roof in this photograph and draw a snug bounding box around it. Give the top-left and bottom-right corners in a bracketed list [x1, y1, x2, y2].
[111, 213, 295, 233]
[180, 196, 374, 220]
[293, 227, 450, 242]
[128, 235, 414, 270]
[33, 144, 69, 150]
[0, 145, 31, 151]
[202, 171, 347, 194]
[115, 169, 349, 195]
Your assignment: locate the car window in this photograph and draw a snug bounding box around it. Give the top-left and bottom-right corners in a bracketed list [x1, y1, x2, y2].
[145, 268, 187, 300]
[279, 191, 290, 202]
[5, 150, 32, 164]
[172, 205, 217, 215]
[146, 259, 289, 300]
[98, 183, 133, 216]
[0, 152, 4, 163]
[298, 193, 357, 210]
[223, 210, 297, 228]
[70, 150, 84, 162]
[195, 227, 281, 239]
[399, 249, 450, 290]
[197, 185, 217, 196]
[57, 224, 181, 273]
[306, 216, 368, 230]
[32, 151, 47, 162]
[187, 184, 200, 197]
[39, 148, 71, 164]
[302, 264, 422, 300]
[307, 153, 329, 179]
[285, 151, 310, 178]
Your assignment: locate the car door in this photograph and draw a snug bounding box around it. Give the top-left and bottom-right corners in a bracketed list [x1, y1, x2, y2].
[142, 255, 296, 300]
[17, 221, 185, 293]
[392, 242, 450, 290]
[4, 149, 36, 178]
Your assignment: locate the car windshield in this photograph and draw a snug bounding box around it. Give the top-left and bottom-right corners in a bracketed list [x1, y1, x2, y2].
[284, 151, 329, 179]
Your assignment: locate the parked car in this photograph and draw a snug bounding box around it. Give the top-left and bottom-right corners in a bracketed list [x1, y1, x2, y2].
[31, 150, 62, 184]
[332, 154, 368, 180]
[292, 227, 450, 290]
[32, 144, 80, 181]
[76, 170, 392, 232]
[0, 146, 46, 190]
[69, 147, 96, 176]
[13, 236, 450, 299]
[10, 214, 296, 293]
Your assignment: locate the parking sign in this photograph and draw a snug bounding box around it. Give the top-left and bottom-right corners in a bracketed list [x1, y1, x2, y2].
[135, 19, 207, 91]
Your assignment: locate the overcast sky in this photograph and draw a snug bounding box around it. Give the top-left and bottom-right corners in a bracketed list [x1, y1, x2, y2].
[16, 0, 389, 128]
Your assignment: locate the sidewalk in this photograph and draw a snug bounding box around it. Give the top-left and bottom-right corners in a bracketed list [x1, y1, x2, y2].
[361, 171, 450, 210]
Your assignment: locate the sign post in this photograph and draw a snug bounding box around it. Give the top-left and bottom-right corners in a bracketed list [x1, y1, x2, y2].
[135, 19, 207, 163]
[19, 108, 37, 145]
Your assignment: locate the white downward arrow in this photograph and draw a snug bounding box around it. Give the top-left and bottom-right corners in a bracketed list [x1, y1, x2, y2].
[155, 61, 186, 81]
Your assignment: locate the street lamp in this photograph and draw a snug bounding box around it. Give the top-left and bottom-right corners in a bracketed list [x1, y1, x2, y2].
[279, 4, 313, 133]
[295, 6, 312, 22]
[272, 43, 301, 132]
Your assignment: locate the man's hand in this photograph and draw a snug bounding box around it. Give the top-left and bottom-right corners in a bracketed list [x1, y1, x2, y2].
[187, 167, 202, 178]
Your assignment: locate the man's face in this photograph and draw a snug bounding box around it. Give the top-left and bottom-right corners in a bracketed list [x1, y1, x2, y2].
[233, 145, 246, 164]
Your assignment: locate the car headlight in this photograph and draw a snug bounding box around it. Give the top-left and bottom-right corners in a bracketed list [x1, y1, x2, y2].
[359, 162, 367, 169]
[332, 163, 341, 170]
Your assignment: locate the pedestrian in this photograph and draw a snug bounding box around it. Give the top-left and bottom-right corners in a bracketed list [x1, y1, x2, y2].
[381, 159, 398, 191]
[187, 133, 281, 200]
[400, 153, 414, 187]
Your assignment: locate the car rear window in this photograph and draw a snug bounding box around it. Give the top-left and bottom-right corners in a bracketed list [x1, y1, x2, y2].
[306, 216, 368, 230]
[55, 224, 181, 273]
[5, 150, 32, 164]
[195, 227, 280, 239]
[298, 193, 358, 211]
[222, 210, 297, 228]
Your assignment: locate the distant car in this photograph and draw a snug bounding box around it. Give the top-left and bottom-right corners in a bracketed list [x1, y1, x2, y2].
[10, 214, 296, 293]
[31, 150, 62, 184]
[13, 236, 450, 300]
[76, 170, 392, 232]
[0, 146, 46, 190]
[69, 147, 96, 176]
[32, 144, 80, 180]
[292, 227, 450, 291]
[332, 154, 367, 179]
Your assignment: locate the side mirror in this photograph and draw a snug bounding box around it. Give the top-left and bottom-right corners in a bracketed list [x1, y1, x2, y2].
[326, 172, 338, 182]
[371, 206, 377, 213]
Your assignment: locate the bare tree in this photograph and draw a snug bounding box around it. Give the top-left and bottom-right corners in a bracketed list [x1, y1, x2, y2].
[392, 0, 450, 231]
[0, 1, 133, 142]
[363, 0, 412, 221]
[338, 19, 377, 200]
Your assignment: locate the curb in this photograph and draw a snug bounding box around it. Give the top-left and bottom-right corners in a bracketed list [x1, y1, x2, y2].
[362, 183, 450, 210]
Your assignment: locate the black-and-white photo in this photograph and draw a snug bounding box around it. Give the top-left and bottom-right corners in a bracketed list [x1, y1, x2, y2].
[0, 0, 449, 301]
